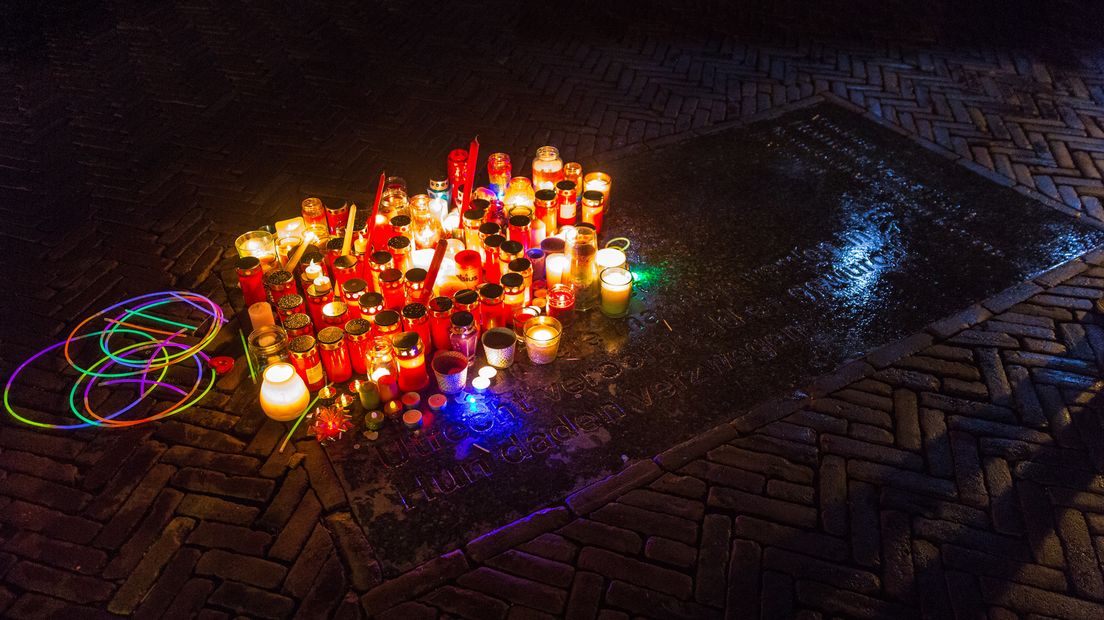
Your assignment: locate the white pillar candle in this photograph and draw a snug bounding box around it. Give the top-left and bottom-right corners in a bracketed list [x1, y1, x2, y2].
[546, 254, 569, 287]
[599, 267, 632, 317]
[259, 363, 310, 421]
[248, 302, 276, 330]
[530, 219, 547, 248]
[595, 247, 626, 271]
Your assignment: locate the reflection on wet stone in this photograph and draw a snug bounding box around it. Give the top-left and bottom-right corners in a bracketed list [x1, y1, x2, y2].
[327, 102, 1104, 575]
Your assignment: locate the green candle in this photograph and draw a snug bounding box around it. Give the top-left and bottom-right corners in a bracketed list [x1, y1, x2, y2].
[357, 380, 381, 410]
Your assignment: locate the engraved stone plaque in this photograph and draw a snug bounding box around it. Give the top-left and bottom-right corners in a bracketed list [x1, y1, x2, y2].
[327, 102, 1104, 574]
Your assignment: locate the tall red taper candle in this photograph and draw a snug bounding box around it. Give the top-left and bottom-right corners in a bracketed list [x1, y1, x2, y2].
[367, 172, 387, 251]
[419, 240, 449, 303]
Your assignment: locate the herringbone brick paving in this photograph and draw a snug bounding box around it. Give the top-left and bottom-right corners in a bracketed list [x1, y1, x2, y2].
[4, 1, 1104, 617]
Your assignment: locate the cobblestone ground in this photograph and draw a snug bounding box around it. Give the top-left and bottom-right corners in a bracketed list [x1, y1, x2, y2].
[3, 1, 1104, 618]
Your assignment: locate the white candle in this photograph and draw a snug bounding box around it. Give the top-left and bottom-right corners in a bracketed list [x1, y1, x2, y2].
[275, 217, 305, 240]
[259, 363, 310, 421]
[477, 366, 497, 380]
[530, 219, 547, 247]
[248, 302, 276, 330]
[599, 267, 632, 317]
[524, 323, 562, 364]
[546, 254, 569, 286]
[595, 247, 626, 271]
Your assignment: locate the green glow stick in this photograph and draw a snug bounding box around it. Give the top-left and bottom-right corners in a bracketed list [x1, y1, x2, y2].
[127, 309, 198, 331]
[279, 388, 326, 453]
[239, 329, 256, 384]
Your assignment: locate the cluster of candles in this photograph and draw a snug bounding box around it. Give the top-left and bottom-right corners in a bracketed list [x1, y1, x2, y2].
[237, 144, 633, 434]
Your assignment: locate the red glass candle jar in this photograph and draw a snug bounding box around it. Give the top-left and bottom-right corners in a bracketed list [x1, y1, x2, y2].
[316, 327, 352, 384]
[341, 278, 367, 317]
[500, 273, 526, 327]
[455, 250, 482, 289]
[508, 215, 532, 251]
[264, 270, 297, 306]
[358, 292, 384, 322]
[391, 331, 429, 392]
[447, 148, 469, 209]
[276, 293, 306, 321]
[367, 251, 392, 293]
[379, 268, 405, 310]
[325, 201, 349, 236]
[237, 256, 267, 308]
[498, 240, 525, 282]
[389, 214, 412, 240]
[305, 277, 334, 328]
[534, 189, 557, 234]
[321, 301, 348, 328]
[404, 268, 428, 304]
[373, 309, 402, 338]
[428, 296, 454, 352]
[332, 255, 359, 297]
[547, 284, 576, 322]
[508, 257, 534, 305]
[344, 318, 373, 375]
[581, 189, 605, 232]
[479, 282, 505, 330]
[402, 303, 432, 354]
[452, 288, 480, 327]
[462, 207, 486, 252]
[386, 235, 412, 273]
[487, 152, 512, 197]
[325, 238, 344, 274]
[555, 180, 578, 227]
[298, 254, 326, 291]
[563, 162, 583, 196]
[288, 335, 326, 392]
[283, 313, 314, 339]
[478, 221, 500, 251]
[483, 234, 505, 283]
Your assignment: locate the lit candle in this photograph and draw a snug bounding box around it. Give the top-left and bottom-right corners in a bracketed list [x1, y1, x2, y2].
[259, 363, 310, 421]
[523, 316, 562, 365]
[371, 368, 399, 402]
[276, 235, 302, 265]
[392, 332, 430, 392]
[595, 247, 627, 271]
[235, 231, 277, 272]
[599, 267, 632, 318]
[248, 302, 276, 330]
[583, 171, 611, 203]
[546, 254, 569, 287]
[275, 217, 306, 240]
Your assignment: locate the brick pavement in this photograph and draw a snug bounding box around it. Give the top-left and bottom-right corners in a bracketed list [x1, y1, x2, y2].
[3, 1, 1104, 618]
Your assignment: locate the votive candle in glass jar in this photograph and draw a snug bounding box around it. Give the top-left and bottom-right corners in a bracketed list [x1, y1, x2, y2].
[321, 301, 348, 328]
[447, 148, 469, 209]
[534, 189, 557, 235]
[325, 201, 349, 237]
[481, 327, 518, 369]
[391, 331, 430, 392]
[600, 267, 633, 318]
[276, 294, 306, 321]
[401, 303, 433, 356]
[358, 291, 384, 323]
[581, 190, 605, 231]
[487, 153, 512, 198]
[404, 268, 428, 304]
[545, 254, 569, 287]
[524, 316, 563, 365]
[236, 231, 278, 273]
[595, 247, 627, 272]
[563, 162, 583, 197]
[386, 235, 412, 273]
[341, 278, 367, 318]
[305, 276, 334, 329]
[455, 250, 482, 290]
[237, 256, 267, 308]
[263, 269, 297, 306]
[568, 227, 599, 310]
[462, 206, 486, 252]
[482, 234, 505, 283]
[301, 197, 329, 239]
[478, 222, 500, 256]
[526, 248, 546, 282]
[583, 171, 611, 207]
[532, 146, 564, 190]
[555, 180, 578, 228]
[389, 214, 412, 242]
[498, 240, 525, 283]
[368, 337, 400, 402]
[283, 312, 314, 339]
[378, 269, 405, 310]
[288, 335, 326, 391]
[248, 325, 290, 375]
[507, 215, 532, 251]
[372, 309, 402, 339]
[503, 176, 535, 212]
[316, 326, 352, 384]
[500, 273, 526, 327]
[478, 283, 504, 330]
[513, 306, 541, 342]
[409, 193, 444, 250]
[332, 255, 359, 297]
[449, 311, 479, 365]
[507, 257, 534, 305]
[325, 238, 344, 275]
[367, 251, 393, 293]
[453, 289, 480, 327]
[259, 363, 310, 422]
[344, 318, 373, 375]
[547, 284, 576, 322]
[428, 296, 454, 352]
[276, 235, 302, 266]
